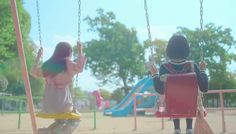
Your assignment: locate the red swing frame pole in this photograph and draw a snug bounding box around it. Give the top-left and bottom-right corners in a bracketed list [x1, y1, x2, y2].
[10, 0, 38, 133]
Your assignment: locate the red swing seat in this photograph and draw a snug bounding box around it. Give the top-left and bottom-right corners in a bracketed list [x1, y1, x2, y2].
[156, 72, 199, 118]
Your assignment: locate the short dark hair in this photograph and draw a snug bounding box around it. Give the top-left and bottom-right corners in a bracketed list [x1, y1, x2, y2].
[166, 35, 190, 60]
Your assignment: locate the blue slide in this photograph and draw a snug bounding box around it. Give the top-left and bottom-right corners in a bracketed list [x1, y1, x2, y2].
[104, 77, 158, 117]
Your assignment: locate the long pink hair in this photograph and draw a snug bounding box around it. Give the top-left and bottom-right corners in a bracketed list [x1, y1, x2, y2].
[42, 42, 72, 77]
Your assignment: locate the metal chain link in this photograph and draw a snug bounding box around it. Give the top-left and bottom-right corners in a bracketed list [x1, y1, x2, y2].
[76, 0, 81, 87]
[144, 0, 154, 61]
[200, 0, 204, 61]
[77, 0, 81, 41]
[199, 0, 206, 108]
[36, 0, 42, 47]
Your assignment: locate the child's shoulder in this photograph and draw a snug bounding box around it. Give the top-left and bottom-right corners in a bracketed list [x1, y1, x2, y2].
[160, 60, 198, 72]
[161, 60, 196, 65]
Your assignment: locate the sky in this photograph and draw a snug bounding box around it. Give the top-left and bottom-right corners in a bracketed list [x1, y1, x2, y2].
[23, 0, 236, 92]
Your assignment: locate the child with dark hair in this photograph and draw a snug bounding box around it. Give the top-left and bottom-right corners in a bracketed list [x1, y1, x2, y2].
[31, 41, 86, 134]
[149, 35, 208, 134]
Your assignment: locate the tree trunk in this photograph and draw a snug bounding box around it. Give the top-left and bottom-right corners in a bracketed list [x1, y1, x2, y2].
[121, 77, 130, 95]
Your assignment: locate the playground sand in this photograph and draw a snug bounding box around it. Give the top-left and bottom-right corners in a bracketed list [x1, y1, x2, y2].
[0, 111, 235, 134]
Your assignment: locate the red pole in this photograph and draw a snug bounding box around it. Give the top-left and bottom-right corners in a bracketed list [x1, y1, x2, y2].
[10, 0, 38, 134]
[219, 92, 226, 132]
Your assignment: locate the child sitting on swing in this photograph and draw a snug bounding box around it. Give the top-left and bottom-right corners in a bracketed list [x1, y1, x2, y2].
[31, 41, 86, 134]
[149, 35, 208, 134]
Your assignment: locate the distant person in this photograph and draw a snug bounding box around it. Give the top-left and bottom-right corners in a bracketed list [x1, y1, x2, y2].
[149, 35, 208, 134]
[31, 41, 86, 134]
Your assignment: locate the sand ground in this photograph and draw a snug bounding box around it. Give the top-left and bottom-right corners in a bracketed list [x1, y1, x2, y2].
[0, 111, 235, 134]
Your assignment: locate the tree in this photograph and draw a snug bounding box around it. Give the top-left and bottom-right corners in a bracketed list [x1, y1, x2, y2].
[0, 75, 8, 92]
[145, 39, 168, 66]
[110, 88, 124, 103]
[100, 89, 111, 100]
[0, 0, 31, 63]
[0, 0, 44, 95]
[177, 23, 236, 89]
[84, 9, 146, 95]
[72, 87, 87, 99]
[179, 23, 236, 104]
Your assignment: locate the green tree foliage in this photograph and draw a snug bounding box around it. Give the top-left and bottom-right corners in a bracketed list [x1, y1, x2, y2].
[84, 9, 146, 95]
[145, 39, 168, 66]
[1, 58, 24, 95]
[72, 87, 87, 99]
[0, 0, 30, 63]
[100, 89, 111, 100]
[110, 88, 124, 103]
[177, 23, 236, 89]
[0, 0, 44, 95]
[0, 0, 16, 62]
[0, 75, 8, 92]
[178, 23, 236, 107]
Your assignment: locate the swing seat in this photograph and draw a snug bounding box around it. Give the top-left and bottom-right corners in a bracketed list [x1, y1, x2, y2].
[156, 72, 198, 118]
[36, 112, 81, 119]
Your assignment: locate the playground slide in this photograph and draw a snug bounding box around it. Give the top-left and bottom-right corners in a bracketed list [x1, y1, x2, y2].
[104, 77, 157, 117]
[103, 77, 148, 116]
[138, 94, 157, 109]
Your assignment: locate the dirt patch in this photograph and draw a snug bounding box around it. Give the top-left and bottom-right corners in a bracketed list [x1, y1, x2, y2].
[0, 111, 235, 134]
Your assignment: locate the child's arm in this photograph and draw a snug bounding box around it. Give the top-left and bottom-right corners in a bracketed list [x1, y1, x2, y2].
[77, 41, 87, 71]
[150, 65, 165, 95]
[67, 41, 87, 75]
[195, 62, 208, 92]
[31, 47, 43, 78]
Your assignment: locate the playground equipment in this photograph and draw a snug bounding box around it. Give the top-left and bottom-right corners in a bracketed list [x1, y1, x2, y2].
[145, 0, 208, 120]
[9, 0, 234, 133]
[10, 0, 38, 133]
[146, 0, 200, 119]
[133, 93, 158, 130]
[155, 72, 199, 118]
[143, 0, 212, 133]
[36, 112, 80, 119]
[104, 77, 158, 117]
[0, 95, 99, 130]
[103, 1, 158, 117]
[133, 89, 236, 133]
[10, 0, 83, 133]
[92, 90, 109, 110]
[205, 89, 236, 133]
[34, 0, 82, 121]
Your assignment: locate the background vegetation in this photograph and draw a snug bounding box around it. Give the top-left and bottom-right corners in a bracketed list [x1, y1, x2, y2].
[0, 1, 235, 105]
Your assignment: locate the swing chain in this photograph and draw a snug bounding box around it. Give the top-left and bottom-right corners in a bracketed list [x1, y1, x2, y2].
[199, 0, 206, 107]
[36, 0, 42, 47]
[144, 0, 154, 60]
[144, 0, 152, 42]
[199, 0, 204, 61]
[200, 0, 204, 32]
[76, 0, 81, 87]
[77, 0, 81, 41]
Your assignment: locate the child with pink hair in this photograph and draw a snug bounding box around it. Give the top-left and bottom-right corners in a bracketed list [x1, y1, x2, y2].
[31, 41, 86, 134]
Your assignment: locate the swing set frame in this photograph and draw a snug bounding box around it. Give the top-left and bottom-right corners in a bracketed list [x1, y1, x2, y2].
[9, 0, 209, 134]
[10, 0, 82, 133]
[10, 0, 38, 133]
